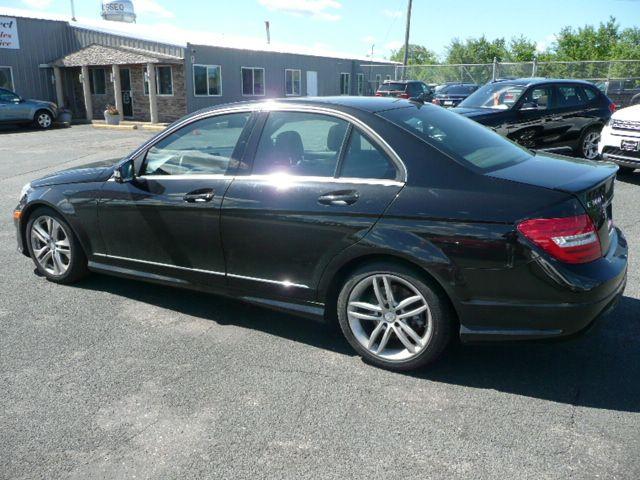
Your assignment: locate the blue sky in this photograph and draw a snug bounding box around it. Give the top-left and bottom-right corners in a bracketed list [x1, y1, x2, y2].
[7, 0, 640, 59]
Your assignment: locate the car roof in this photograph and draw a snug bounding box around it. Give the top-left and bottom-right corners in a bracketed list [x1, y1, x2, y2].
[492, 78, 598, 87]
[194, 96, 412, 117]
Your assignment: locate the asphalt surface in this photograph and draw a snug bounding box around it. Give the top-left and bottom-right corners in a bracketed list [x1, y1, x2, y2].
[1, 125, 639, 479]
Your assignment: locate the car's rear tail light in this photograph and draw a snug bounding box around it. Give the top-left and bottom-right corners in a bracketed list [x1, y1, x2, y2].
[609, 103, 617, 113]
[399, 93, 410, 99]
[375, 93, 382, 97]
[432, 99, 440, 105]
[517, 214, 602, 264]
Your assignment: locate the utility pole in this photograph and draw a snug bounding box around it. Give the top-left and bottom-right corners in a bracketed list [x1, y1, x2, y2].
[70, 0, 76, 21]
[402, 0, 413, 80]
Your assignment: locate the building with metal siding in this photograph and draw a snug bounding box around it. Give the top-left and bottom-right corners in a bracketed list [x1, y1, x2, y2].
[0, 9, 396, 123]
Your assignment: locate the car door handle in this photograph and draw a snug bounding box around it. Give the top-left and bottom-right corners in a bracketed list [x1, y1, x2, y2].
[545, 116, 563, 122]
[183, 189, 215, 203]
[318, 190, 359, 206]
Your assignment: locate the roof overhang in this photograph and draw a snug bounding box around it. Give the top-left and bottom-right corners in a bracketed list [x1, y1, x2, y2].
[51, 43, 183, 67]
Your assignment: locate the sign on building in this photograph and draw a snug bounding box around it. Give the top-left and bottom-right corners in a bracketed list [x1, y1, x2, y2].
[0, 17, 19, 49]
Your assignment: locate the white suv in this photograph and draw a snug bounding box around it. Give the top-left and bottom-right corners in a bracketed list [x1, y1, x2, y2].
[598, 104, 640, 173]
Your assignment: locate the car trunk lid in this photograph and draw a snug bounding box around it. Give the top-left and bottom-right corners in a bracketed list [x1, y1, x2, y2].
[488, 152, 618, 256]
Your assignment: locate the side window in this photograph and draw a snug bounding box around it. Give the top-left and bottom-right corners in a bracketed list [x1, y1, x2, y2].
[0, 89, 18, 103]
[142, 112, 250, 176]
[557, 85, 586, 108]
[581, 86, 597, 102]
[252, 111, 348, 177]
[340, 129, 396, 180]
[521, 86, 553, 110]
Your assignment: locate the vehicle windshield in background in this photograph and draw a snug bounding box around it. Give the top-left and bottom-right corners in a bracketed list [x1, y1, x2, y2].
[459, 83, 526, 109]
[378, 82, 406, 92]
[438, 84, 477, 95]
[378, 105, 532, 172]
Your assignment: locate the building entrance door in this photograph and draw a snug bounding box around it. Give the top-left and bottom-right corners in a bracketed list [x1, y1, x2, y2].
[120, 68, 133, 118]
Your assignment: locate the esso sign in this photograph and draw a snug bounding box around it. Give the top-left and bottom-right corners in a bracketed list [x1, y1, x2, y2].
[101, 1, 136, 23]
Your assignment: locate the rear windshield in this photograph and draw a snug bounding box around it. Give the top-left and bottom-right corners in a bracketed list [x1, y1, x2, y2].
[439, 84, 477, 95]
[378, 105, 532, 172]
[378, 82, 406, 92]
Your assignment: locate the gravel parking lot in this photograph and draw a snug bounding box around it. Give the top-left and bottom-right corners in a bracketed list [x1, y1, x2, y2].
[1, 125, 639, 479]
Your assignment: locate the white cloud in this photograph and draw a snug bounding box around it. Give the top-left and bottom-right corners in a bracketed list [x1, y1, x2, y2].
[21, 0, 53, 8]
[383, 9, 402, 18]
[134, 0, 174, 19]
[536, 34, 556, 53]
[258, 0, 342, 21]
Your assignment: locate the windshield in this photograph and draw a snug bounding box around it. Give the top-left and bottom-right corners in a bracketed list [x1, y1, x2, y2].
[458, 83, 526, 109]
[378, 82, 406, 92]
[378, 104, 532, 172]
[439, 84, 477, 95]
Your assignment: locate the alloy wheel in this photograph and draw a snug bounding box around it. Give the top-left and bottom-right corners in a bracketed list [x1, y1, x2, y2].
[582, 131, 600, 159]
[37, 113, 52, 129]
[30, 216, 71, 276]
[347, 274, 433, 361]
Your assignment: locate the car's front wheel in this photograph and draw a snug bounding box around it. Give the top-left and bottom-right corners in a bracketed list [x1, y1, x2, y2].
[33, 110, 53, 129]
[26, 208, 88, 284]
[337, 262, 452, 371]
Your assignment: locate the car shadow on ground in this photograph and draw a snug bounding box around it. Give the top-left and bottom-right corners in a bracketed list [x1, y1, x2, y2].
[73, 273, 640, 413]
[617, 171, 640, 186]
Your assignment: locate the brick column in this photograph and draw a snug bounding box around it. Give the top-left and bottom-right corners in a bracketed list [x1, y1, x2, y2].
[53, 66, 64, 108]
[80, 65, 93, 121]
[112, 64, 123, 121]
[147, 63, 158, 124]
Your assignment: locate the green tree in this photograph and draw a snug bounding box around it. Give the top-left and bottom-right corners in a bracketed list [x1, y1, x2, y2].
[445, 36, 509, 64]
[390, 44, 439, 65]
[508, 36, 537, 62]
[552, 16, 620, 61]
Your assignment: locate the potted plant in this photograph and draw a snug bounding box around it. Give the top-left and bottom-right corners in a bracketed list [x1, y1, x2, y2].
[104, 105, 120, 125]
[57, 107, 72, 126]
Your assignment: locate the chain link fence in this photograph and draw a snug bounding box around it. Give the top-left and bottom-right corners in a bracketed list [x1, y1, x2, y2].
[363, 60, 640, 106]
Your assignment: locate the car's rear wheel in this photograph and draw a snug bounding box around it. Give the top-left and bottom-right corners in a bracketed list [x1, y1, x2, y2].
[26, 208, 88, 284]
[579, 126, 601, 160]
[33, 110, 53, 129]
[337, 262, 452, 371]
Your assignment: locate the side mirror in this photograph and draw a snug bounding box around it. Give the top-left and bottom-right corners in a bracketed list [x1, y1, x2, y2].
[114, 159, 135, 183]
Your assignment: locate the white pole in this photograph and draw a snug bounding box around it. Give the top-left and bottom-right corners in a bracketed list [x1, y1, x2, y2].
[70, 0, 76, 21]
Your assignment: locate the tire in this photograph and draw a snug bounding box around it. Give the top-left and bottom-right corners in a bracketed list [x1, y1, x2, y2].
[577, 126, 602, 160]
[33, 110, 53, 129]
[337, 262, 453, 371]
[26, 207, 89, 284]
[618, 166, 636, 174]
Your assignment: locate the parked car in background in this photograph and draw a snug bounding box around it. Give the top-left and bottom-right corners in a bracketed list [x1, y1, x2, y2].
[599, 104, 640, 173]
[375, 80, 433, 102]
[14, 97, 627, 371]
[596, 79, 640, 107]
[431, 83, 480, 107]
[453, 78, 615, 159]
[0, 88, 58, 129]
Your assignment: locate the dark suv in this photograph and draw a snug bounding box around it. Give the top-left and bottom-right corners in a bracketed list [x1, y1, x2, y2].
[432, 83, 480, 107]
[375, 80, 433, 102]
[453, 79, 615, 159]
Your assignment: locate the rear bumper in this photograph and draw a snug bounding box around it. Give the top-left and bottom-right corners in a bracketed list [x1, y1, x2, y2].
[458, 227, 628, 343]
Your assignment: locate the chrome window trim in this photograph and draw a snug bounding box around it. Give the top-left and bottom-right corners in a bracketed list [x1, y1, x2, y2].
[136, 173, 231, 181]
[122, 103, 408, 183]
[92, 253, 308, 288]
[232, 173, 404, 187]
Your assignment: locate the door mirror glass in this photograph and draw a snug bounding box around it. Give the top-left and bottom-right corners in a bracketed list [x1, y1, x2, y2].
[520, 102, 538, 111]
[114, 159, 135, 183]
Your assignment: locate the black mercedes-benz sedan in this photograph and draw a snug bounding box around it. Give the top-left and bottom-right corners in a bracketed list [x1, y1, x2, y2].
[453, 78, 615, 159]
[14, 97, 627, 371]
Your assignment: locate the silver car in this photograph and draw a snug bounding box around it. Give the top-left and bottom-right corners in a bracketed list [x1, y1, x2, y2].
[0, 88, 58, 129]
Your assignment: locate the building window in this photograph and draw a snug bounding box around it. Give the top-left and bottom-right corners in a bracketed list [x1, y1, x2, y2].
[357, 73, 365, 96]
[385, 74, 392, 81]
[285, 68, 301, 96]
[242, 67, 265, 96]
[375, 74, 381, 91]
[340, 73, 350, 95]
[144, 66, 173, 96]
[0, 66, 14, 91]
[89, 68, 106, 95]
[193, 64, 222, 96]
